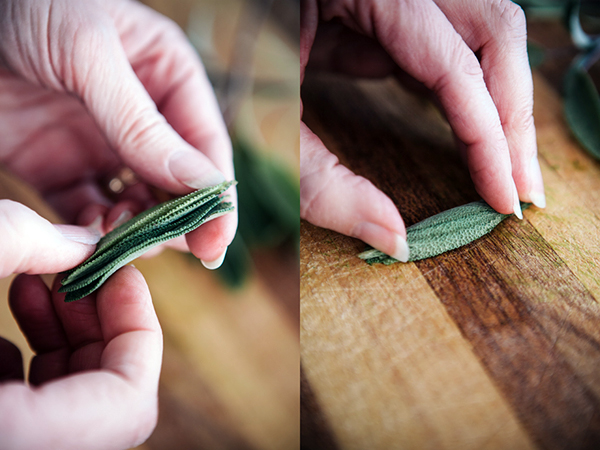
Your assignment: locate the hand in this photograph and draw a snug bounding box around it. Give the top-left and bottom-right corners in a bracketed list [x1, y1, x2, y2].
[0, 0, 237, 268]
[0, 193, 162, 449]
[300, 0, 545, 261]
[0, 265, 162, 450]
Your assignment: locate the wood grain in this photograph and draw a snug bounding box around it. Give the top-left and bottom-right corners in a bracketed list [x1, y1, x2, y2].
[300, 72, 600, 449]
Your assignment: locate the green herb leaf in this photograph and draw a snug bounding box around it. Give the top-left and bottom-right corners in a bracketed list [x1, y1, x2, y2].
[564, 62, 600, 160]
[59, 181, 236, 302]
[358, 201, 531, 264]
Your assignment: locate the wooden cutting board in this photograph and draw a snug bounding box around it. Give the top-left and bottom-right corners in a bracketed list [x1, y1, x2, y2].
[300, 71, 600, 450]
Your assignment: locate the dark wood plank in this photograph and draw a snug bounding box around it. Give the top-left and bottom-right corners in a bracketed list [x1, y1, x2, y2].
[418, 219, 600, 450]
[300, 367, 340, 450]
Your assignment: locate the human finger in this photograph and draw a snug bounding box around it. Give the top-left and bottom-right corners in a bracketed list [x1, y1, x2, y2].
[108, 0, 238, 263]
[300, 123, 409, 261]
[319, 0, 519, 216]
[50, 276, 103, 373]
[0, 200, 99, 279]
[9, 274, 70, 385]
[0, 338, 24, 382]
[0, 267, 161, 450]
[433, 0, 545, 207]
[0, 0, 235, 262]
[301, 1, 406, 260]
[95, 266, 162, 388]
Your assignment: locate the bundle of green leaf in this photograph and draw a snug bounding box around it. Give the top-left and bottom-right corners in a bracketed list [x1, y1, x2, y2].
[358, 200, 530, 264]
[59, 181, 236, 302]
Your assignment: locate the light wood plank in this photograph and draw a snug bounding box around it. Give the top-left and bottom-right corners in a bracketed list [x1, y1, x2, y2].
[301, 224, 535, 450]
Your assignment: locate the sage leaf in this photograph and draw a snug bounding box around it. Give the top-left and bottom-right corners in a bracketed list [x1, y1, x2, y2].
[358, 201, 531, 264]
[59, 180, 236, 302]
[564, 62, 600, 160]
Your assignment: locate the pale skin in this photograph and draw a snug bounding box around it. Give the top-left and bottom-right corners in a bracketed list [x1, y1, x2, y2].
[301, 0, 546, 262]
[0, 265, 162, 450]
[0, 0, 236, 446]
[0, 0, 237, 267]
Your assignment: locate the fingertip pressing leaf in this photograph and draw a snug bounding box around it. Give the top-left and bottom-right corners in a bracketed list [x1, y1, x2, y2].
[359, 201, 531, 264]
[564, 62, 600, 160]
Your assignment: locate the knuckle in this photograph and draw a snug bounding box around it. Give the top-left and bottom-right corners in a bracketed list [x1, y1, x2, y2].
[453, 44, 484, 79]
[460, 50, 485, 79]
[431, 46, 483, 94]
[505, 106, 535, 137]
[491, 0, 527, 41]
[118, 107, 165, 149]
[506, 109, 537, 158]
[71, 11, 117, 45]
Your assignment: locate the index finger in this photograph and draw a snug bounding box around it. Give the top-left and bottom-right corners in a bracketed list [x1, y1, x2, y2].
[321, 0, 520, 216]
[107, 0, 238, 263]
[432, 0, 545, 207]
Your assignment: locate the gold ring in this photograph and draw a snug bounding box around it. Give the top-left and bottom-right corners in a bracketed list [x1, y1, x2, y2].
[106, 167, 138, 194]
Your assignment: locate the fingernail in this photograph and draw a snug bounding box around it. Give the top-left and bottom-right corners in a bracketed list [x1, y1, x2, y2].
[169, 150, 226, 190]
[111, 210, 133, 230]
[512, 182, 523, 220]
[87, 215, 104, 233]
[54, 224, 101, 245]
[527, 155, 546, 208]
[201, 248, 228, 270]
[351, 222, 410, 263]
[390, 234, 410, 263]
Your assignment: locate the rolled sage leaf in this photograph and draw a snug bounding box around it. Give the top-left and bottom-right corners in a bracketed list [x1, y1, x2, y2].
[359, 201, 531, 264]
[59, 180, 236, 302]
[565, 62, 600, 160]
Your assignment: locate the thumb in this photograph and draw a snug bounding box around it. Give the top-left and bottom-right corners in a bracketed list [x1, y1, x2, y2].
[0, 200, 99, 278]
[0, 0, 226, 193]
[69, 4, 227, 193]
[300, 123, 409, 261]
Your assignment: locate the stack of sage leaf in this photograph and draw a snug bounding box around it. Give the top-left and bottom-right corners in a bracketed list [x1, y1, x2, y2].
[59, 181, 235, 302]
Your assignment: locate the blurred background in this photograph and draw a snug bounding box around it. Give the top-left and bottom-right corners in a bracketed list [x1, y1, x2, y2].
[0, 0, 300, 449]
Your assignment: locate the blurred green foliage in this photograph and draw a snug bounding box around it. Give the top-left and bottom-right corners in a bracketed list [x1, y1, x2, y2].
[215, 139, 299, 288]
[518, 0, 600, 161]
